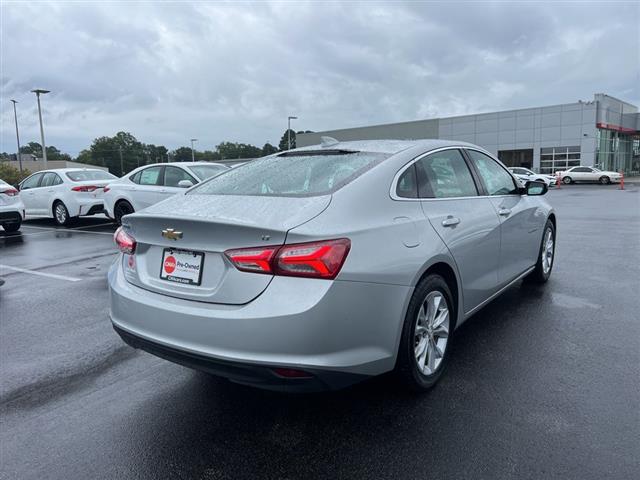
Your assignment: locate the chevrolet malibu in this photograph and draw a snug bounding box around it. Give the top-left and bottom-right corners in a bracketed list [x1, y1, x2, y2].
[109, 139, 556, 392]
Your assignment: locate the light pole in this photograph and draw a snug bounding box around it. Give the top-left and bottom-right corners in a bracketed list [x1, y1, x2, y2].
[10, 100, 23, 173]
[31, 89, 50, 168]
[287, 116, 297, 150]
[190, 138, 198, 162]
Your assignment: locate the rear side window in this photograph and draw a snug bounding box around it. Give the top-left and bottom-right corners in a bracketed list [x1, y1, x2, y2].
[415, 149, 478, 198]
[40, 172, 62, 187]
[188, 151, 389, 197]
[164, 166, 196, 187]
[466, 150, 518, 196]
[66, 170, 116, 182]
[396, 165, 418, 198]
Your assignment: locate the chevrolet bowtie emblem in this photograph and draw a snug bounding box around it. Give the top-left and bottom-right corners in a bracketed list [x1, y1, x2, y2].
[161, 228, 183, 240]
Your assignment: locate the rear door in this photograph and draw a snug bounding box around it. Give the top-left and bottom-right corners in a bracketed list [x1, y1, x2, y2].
[466, 149, 544, 286]
[415, 148, 502, 314]
[38, 172, 64, 212]
[19, 173, 44, 214]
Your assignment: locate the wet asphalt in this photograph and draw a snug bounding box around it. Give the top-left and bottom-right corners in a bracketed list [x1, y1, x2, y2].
[1, 184, 639, 480]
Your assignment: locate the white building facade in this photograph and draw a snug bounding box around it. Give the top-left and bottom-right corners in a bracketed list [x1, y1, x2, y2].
[298, 93, 640, 175]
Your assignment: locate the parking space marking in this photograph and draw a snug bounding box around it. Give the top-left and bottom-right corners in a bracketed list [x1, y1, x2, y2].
[0, 264, 82, 282]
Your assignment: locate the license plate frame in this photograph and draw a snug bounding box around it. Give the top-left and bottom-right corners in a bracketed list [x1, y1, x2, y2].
[160, 248, 205, 286]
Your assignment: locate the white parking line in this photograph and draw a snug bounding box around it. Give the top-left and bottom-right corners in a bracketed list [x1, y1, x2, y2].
[0, 264, 82, 282]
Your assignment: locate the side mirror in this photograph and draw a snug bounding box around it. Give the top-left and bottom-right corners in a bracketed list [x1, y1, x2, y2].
[525, 180, 548, 196]
[177, 179, 194, 188]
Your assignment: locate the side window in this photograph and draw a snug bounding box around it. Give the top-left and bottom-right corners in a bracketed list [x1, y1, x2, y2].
[164, 166, 196, 187]
[138, 167, 163, 186]
[21, 173, 43, 190]
[466, 150, 519, 196]
[40, 172, 61, 187]
[415, 149, 478, 198]
[395, 164, 418, 198]
[130, 171, 141, 184]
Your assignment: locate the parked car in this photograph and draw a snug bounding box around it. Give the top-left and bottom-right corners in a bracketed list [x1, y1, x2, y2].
[109, 139, 556, 392]
[103, 162, 229, 224]
[0, 178, 25, 232]
[558, 166, 622, 184]
[508, 167, 557, 187]
[18, 168, 116, 226]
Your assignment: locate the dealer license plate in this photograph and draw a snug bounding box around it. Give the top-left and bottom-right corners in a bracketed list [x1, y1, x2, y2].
[160, 248, 204, 286]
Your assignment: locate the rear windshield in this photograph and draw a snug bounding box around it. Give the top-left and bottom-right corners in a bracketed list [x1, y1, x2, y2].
[188, 164, 229, 181]
[66, 170, 117, 182]
[188, 151, 388, 197]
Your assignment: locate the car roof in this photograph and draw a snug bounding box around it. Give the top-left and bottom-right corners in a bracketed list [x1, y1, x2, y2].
[132, 161, 229, 169]
[33, 167, 108, 173]
[292, 138, 478, 155]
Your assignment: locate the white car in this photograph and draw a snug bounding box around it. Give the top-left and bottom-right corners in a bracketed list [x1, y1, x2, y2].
[19, 168, 117, 226]
[508, 167, 557, 187]
[0, 178, 25, 232]
[103, 162, 229, 224]
[558, 166, 622, 185]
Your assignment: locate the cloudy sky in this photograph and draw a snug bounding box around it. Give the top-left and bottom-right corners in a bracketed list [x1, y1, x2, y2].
[1, 1, 638, 156]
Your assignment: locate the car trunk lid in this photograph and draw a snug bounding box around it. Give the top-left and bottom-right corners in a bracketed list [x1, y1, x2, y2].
[121, 193, 331, 304]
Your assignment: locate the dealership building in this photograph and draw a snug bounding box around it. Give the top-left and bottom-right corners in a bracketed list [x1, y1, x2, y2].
[298, 93, 640, 175]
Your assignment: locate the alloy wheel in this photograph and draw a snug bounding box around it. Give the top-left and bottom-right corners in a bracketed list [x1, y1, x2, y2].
[55, 204, 67, 224]
[413, 291, 450, 376]
[541, 227, 554, 275]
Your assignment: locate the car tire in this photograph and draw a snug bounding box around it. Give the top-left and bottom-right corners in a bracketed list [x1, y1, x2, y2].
[2, 221, 21, 232]
[114, 200, 134, 225]
[563, 176, 572, 184]
[396, 274, 455, 391]
[526, 219, 555, 284]
[599, 176, 610, 185]
[53, 201, 73, 226]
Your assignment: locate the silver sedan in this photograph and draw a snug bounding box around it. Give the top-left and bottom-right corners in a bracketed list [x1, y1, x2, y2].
[109, 139, 556, 392]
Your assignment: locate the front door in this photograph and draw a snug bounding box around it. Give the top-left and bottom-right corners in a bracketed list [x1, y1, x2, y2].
[415, 148, 502, 314]
[466, 149, 543, 285]
[19, 172, 44, 215]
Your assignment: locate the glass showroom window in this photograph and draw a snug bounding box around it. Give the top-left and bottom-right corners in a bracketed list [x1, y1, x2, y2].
[540, 146, 581, 174]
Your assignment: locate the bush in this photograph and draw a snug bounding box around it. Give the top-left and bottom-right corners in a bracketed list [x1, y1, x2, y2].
[0, 162, 31, 186]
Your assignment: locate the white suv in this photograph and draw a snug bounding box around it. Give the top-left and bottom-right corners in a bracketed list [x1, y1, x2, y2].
[19, 168, 117, 225]
[0, 178, 25, 232]
[104, 162, 229, 224]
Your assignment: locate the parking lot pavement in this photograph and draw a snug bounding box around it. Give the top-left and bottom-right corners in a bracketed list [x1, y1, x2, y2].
[1, 185, 639, 480]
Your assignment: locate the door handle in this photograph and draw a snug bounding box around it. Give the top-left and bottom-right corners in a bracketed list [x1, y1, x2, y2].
[441, 216, 460, 227]
[498, 208, 512, 216]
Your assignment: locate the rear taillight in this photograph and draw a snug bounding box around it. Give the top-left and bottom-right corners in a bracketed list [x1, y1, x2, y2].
[225, 238, 350, 280]
[103, 186, 111, 193]
[114, 226, 136, 254]
[71, 185, 100, 192]
[1, 188, 19, 197]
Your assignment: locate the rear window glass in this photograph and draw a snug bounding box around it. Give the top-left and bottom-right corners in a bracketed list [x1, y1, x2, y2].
[188, 164, 229, 181]
[188, 151, 389, 197]
[66, 170, 116, 182]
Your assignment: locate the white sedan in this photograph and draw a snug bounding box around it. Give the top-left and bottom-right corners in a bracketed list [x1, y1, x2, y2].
[19, 168, 117, 225]
[558, 166, 622, 185]
[0, 178, 25, 232]
[508, 167, 557, 187]
[104, 162, 229, 224]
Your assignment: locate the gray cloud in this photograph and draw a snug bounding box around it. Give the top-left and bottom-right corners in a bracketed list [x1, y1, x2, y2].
[1, 1, 638, 156]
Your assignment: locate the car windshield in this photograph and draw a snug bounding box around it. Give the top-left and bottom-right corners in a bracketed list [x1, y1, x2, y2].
[66, 170, 117, 182]
[592, 167, 601, 172]
[188, 164, 229, 181]
[188, 150, 389, 197]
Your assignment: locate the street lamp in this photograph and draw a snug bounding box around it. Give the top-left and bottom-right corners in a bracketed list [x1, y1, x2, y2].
[287, 116, 297, 150]
[10, 100, 23, 173]
[31, 89, 50, 168]
[190, 138, 198, 162]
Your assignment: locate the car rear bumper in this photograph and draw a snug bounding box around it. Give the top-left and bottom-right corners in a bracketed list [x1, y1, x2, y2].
[108, 256, 410, 391]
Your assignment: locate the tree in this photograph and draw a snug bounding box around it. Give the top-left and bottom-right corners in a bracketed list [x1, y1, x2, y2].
[261, 143, 278, 156]
[278, 129, 296, 151]
[19, 142, 71, 161]
[0, 163, 31, 185]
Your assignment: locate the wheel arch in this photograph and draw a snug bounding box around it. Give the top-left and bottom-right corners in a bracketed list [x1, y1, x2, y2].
[414, 259, 461, 331]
